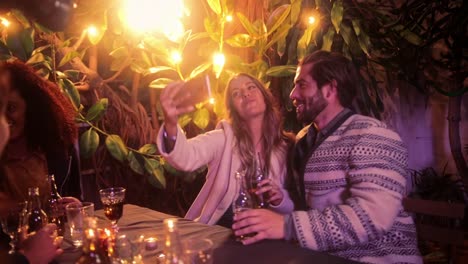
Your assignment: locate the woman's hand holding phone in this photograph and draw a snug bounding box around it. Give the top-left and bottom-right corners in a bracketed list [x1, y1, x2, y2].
[160, 81, 195, 128]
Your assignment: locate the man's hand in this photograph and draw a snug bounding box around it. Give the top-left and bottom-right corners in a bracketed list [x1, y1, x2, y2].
[20, 224, 63, 264]
[255, 179, 284, 206]
[232, 209, 285, 245]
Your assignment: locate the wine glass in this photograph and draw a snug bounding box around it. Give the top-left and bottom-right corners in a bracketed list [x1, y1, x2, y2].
[1, 202, 26, 254]
[99, 187, 126, 232]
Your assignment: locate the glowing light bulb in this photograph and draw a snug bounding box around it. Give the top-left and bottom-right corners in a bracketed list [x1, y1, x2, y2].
[171, 51, 182, 65]
[209, 97, 215, 104]
[73, 3, 78, 8]
[148, 67, 158, 73]
[213, 52, 225, 79]
[308, 16, 316, 25]
[226, 15, 233, 22]
[87, 25, 98, 37]
[1, 18, 10, 27]
[122, 0, 184, 34]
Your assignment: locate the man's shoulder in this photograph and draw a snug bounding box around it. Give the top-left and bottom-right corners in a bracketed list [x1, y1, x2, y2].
[343, 114, 403, 142]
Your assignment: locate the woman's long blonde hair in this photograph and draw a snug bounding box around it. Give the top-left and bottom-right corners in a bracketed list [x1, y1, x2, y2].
[224, 73, 285, 177]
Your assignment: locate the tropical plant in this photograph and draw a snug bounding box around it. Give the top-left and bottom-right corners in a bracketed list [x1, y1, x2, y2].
[0, 0, 465, 212]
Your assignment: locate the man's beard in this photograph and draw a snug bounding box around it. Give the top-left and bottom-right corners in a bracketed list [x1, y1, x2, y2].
[299, 94, 327, 125]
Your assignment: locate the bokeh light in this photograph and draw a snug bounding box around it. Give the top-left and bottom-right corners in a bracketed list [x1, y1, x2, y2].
[122, 0, 185, 41]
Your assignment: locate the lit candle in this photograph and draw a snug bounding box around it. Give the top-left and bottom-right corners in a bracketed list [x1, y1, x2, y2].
[145, 237, 158, 251]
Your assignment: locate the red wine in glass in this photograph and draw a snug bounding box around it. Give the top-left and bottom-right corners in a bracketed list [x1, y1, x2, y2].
[103, 201, 124, 222]
[99, 187, 125, 232]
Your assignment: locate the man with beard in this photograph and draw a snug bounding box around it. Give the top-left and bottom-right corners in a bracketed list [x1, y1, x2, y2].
[232, 51, 422, 263]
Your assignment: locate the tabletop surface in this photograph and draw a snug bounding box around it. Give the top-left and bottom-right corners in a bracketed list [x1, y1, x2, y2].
[58, 204, 354, 264]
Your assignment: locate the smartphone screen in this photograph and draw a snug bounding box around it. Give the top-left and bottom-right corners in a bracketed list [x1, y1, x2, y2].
[174, 75, 211, 108]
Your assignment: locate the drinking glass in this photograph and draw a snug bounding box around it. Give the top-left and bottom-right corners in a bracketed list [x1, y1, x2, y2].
[0, 202, 26, 254]
[99, 187, 126, 232]
[183, 238, 214, 264]
[65, 202, 95, 247]
[111, 233, 145, 263]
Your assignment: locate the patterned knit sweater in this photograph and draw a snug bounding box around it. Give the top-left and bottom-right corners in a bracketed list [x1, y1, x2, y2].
[291, 114, 422, 263]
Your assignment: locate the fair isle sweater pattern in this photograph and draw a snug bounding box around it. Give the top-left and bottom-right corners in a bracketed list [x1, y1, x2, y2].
[292, 114, 422, 264]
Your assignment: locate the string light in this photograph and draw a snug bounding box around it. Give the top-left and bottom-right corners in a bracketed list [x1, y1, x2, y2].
[213, 52, 225, 79]
[1, 18, 10, 27]
[209, 97, 215, 104]
[308, 16, 316, 25]
[171, 50, 182, 65]
[87, 25, 99, 37]
[148, 67, 158, 73]
[122, 0, 184, 36]
[226, 15, 233, 22]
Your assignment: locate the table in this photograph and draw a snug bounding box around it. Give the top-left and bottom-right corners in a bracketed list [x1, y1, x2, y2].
[59, 204, 353, 264]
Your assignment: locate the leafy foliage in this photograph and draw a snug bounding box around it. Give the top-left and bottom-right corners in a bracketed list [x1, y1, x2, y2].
[0, 0, 465, 192]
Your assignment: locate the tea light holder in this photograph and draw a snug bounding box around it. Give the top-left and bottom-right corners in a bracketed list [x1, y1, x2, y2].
[145, 237, 158, 251]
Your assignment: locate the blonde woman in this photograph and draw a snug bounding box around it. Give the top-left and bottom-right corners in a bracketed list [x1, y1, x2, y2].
[157, 73, 294, 227]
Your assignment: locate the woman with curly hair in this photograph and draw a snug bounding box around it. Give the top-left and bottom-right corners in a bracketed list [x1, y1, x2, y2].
[0, 60, 81, 201]
[157, 73, 294, 227]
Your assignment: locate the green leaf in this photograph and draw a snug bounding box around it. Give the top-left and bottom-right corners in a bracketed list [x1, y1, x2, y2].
[110, 57, 128, 72]
[162, 159, 184, 176]
[266, 65, 297, 77]
[321, 28, 335, 51]
[331, 0, 344, 33]
[207, 0, 222, 15]
[265, 24, 291, 52]
[189, 63, 211, 79]
[400, 30, 423, 46]
[11, 9, 31, 28]
[149, 166, 166, 189]
[56, 71, 67, 79]
[109, 46, 129, 58]
[31, 45, 51, 56]
[26, 53, 46, 65]
[130, 61, 146, 73]
[144, 158, 166, 189]
[193, 108, 210, 129]
[59, 79, 81, 108]
[277, 37, 286, 57]
[35, 68, 49, 79]
[127, 151, 145, 175]
[20, 27, 34, 58]
[351, 19, 370, 56]
[268, 5, 291, 36]
[64, 70, 81, 80]
[298, 26, 314, 49]
[290, 0, 302, 25]
[85, 98, 108, 122]
[59, 51, 80, 67]
[6, 31, 27, 61]
[339, 24, 360, 54]
[178, 114, 192, 128]
[204, 18, 219, 42]
[105, 135, 128, 162]
[226, 34, 255, 48]
[149, 78, 173, 89]
[236, 12, 257, 36]
[33, 22, 53, 34]
[144, 66, 174, 76]
[138, 144, 157, 155]
[79, 128, 99, 158]
[351, 20, 361, 36]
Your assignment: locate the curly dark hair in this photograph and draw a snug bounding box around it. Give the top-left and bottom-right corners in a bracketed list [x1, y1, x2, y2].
[0, 60, 77, 156]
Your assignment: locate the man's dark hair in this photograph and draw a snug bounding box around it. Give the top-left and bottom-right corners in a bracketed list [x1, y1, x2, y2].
[299, 51, 359, 107]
